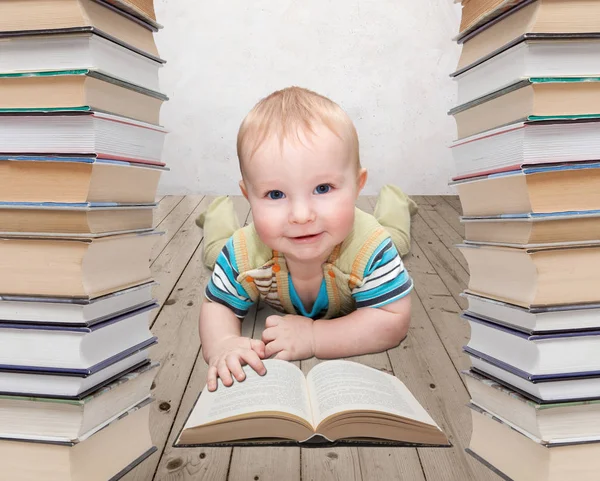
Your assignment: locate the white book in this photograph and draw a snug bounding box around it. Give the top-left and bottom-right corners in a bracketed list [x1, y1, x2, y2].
[465, 313, 600, 376]
[451, 120, 600, 179]
[468, 404, 600, 481]
[0, 399, 156, 481]
[464, 369, 600, 445]
[0, 303, 156, 369]
[0, 362, 157, 442]
[0, 339, 155, 397]
[0, 32, 163, 92]
[462, 292, 600, 334]
[0, 282, 155, 325]
[468, 354, 600, 403]
[0, 111, 166, 164]
[453, 39, 600, 105]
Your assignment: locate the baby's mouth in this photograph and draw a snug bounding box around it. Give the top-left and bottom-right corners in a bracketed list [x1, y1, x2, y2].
[290, 233, 322, 242]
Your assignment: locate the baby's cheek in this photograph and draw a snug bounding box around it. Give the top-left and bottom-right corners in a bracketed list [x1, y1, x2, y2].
[253, 217, 280, 246]
[329, 205, 355, 236]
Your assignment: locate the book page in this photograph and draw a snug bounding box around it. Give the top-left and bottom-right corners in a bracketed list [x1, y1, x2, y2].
[183, 359, 314, 430]
[307, 360, 439, 428]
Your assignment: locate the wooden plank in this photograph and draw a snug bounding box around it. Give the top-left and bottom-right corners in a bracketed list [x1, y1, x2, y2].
[123, 197, 252, 481]
[228, 305, 302, 481]
[411, 197, 464, 266]
[155, 196, 184, 227]
[151, 195, 205, 264]
[386, 285, 500, 481]
[149, 196, 215, 325]
[416, 204, 469, 273]
[410, 195, 432, 208]
[423, 196, 464, 239]
[442, 195, 463, 215]
[213, 196, 302, 481]
[299, 197, 426, 481]
[366, 194, 469, 369]
[367, 195, 497, 479]
[152, 307, 258, 481]
[409, 240, 472, 378]
[410, 214, 468, 311]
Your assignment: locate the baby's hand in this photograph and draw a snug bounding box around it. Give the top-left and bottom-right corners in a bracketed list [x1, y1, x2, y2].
[262, 315, 316, 361]
[206, 336, 266, 392]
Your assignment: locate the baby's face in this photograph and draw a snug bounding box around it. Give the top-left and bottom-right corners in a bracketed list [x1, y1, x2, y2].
[240, 125, 366, 265]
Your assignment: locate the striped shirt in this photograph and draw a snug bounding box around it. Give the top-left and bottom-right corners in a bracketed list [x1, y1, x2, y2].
[205, 237, 413, 319]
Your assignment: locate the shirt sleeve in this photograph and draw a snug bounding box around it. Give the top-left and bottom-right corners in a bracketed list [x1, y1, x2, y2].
[205, 237, 254, 318]
[351, 237, 413, 309]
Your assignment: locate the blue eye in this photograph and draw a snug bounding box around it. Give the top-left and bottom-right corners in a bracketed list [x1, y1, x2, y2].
[314, 184, 331, 194]
[267, 190, 285, 200]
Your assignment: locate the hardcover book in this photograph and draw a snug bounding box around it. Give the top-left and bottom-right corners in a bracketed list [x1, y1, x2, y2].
[0, 155, 165, 203]
[175, 359, 450, 447]
[0, 361, 157, 441]
[453, 162, 600, 215]
[0, 70, 167, 125]
[0, 0, 159, 58]
[0, 398, 156, 481]
[0, 201, 156, 237]
[467, 403, 600, 481]
[0, 111, 167, 164]
[0, 32, 164, 92]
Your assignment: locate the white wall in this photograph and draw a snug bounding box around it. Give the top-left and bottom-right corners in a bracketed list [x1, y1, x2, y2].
[154, 0, 462, 195]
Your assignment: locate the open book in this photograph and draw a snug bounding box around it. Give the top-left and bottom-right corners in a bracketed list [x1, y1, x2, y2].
[175, 359, 450, 447]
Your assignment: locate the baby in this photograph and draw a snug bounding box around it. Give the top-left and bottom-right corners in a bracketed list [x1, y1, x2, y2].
[198, 87, 417, 391]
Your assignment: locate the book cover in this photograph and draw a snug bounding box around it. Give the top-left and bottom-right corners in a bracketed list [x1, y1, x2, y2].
[0, 281, 155, 306]
[0, 152, 167, 169]
[463, 312, 600, 340]
[0, 361, 158, 406]
[110, 446, 157, 481]
[0, 302, 157, 333]
[0, 337, 157, 377]
[463, 369, 600, 411]
[0, 358, 151, 400]
[466, 347, 600, 382]
[0, 396, 153, 444]
[449, 77, 600, 115]
[0, 69, 169, 101]
[455, 0, 533, 42]
[465, 448, 514, 481]
[0, 27, 164, 63]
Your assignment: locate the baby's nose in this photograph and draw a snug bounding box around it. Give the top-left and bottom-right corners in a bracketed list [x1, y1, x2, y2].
[289, 201, 315, 224]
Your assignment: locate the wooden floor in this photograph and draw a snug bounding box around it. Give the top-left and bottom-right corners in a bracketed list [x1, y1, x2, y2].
[122, 195, 502, 481]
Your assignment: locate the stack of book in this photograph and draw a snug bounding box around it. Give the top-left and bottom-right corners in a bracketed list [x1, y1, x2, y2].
[0, 0, 167, 479]
[450, 1, 600, 479]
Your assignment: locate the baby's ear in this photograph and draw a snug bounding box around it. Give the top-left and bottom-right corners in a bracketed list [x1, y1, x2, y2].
[357, 168, 368, 193]
[239, 180, 249, 199]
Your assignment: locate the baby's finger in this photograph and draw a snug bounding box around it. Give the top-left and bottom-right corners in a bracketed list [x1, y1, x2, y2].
[225, 355, 247, 382]
[274, 350, 292, 361]
[250, 338, 266, 358]
[265, 316, 280, 328]
[265, 339, 284, 359]
[240, 349, 266, 376]
[217, 360, 235, 387]
[207, 365, 219, 392]
[261, 327, 277, 344]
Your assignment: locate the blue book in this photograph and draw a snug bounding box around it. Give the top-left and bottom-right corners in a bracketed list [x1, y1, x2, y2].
[464, 312, 600, 376]
[0, 337, 156, 399]
[0, 303, 157, 371]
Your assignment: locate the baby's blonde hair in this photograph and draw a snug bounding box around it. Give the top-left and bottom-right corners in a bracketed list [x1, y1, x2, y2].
[237, 87, 360, 174]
